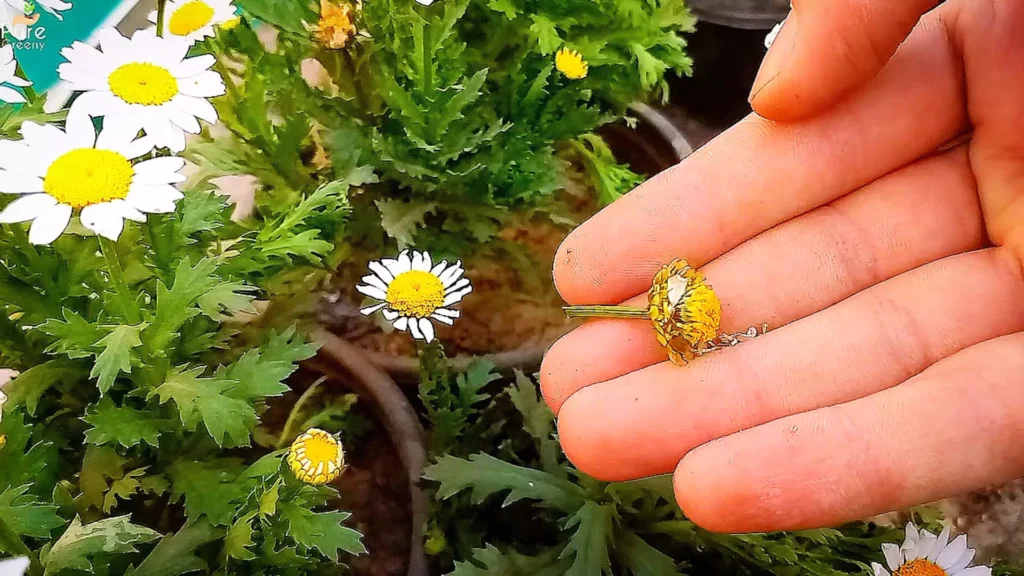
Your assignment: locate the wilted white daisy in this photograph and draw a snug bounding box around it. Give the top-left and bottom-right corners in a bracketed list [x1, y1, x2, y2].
[356, 250, 472, 343]
[58, 28, 225, 153]
[0, 556, 29, 576]
[148, 0, 237, 46]
[0, 45, 31, 104]
[0, 116, 186, 245]
[873, 523, 990, 576]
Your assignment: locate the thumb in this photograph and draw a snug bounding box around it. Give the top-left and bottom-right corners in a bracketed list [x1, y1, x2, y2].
[749, 0, 938, 122]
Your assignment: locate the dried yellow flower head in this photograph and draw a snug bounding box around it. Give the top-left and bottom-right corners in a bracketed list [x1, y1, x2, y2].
[287, 428, 345, 485]
[313, 0, 356, 49]
[647, 259, 722, 365]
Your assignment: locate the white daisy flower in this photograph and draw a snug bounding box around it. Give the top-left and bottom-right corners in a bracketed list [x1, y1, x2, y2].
[414, 0, 436, 5]
[872, 523, 991, 576]
[356, 250, 473, 343]
[0, 45, 31, 104]
[0, 556, 30, 576]
[58, 28, 225, 153]
[0, 115, 186, 245]
[148, 0, 237, 46]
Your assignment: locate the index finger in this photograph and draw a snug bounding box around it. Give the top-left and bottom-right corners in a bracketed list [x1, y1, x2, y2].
[554, 12, 964, 306]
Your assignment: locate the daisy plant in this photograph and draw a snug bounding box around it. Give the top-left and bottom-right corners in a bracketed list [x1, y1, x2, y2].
[0, 1, 365, 573]
[875, 524, 991, 576]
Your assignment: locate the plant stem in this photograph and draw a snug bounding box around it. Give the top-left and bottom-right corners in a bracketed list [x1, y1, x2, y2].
[563, 305, 648, 320]
[99, 238, 141, 325]
[276, 377, 327, 448]
[155, 0, 168, 37]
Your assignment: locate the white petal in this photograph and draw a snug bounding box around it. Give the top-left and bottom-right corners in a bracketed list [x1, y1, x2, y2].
[408, 318, 424, 340]
[368, 260, 395, 284]
[177, 73, 225, 98]
[936, 535, 968, 570]
[355, 284, 387, 300]
[125, 184, 183, 214]
[442, 286, 473, 306]
[0, 170, 43, 193]
[419, 318, 435, 342]
[166, 105, 202, 134]
[904, 523, 920, 544]
[432, 308, 460, 318]
[0, 194, 56, 223]
[439, 263, 465, 287]
[415, 0, 435, 4]
[80, 202, 126, 240]
[171, 94, 218, 123]
[5, 75, 32, 88]
[109, 199, 146, 222]
[360, 274, 389, 293]
[871, 563, 890, 576]
[0, 85, 25, 103]
[946, 548, 976, 575]
[395, 251, 412, 274]
[429, 313, 454, 326]
[359, 303, 386, 316]
[381, 258, 404, 277]
[95, 112, 149, 157]
[445, 277, 471, 295]
[145, 118, 187, 152]
[957, 567, 991, 576]
[430, 259, 448, 275]
[133, 157, 187, 184]
[173, 53, 216, 78]
[929, 527, 952, 562]
[0, 557, 30, 576]
[98, 27, 132, 55]
[28, 203, 72, 245]
[0, 141, 45, 176]
[381, 309, 399, 321]
[393, 317, 408, 331]
[881, 543, 902, 572]
[412, 251, 430, 271]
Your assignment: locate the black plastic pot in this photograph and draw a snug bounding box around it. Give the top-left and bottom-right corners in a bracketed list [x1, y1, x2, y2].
[687, 0, 789, 30]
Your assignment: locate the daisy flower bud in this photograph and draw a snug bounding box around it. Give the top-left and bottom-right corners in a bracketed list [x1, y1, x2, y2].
[287, 428, 345, 486]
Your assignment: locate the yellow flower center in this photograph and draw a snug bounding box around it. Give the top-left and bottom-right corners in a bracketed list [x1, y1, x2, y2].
[43, 149, 134, 209]
[893, 559, 948, 576]
[169, 1, 215, 36]
[108, 63, 178, 106]
[555, 48, 589, 80]
[287, 428, 345, 486]
[386, 270, 445, 318]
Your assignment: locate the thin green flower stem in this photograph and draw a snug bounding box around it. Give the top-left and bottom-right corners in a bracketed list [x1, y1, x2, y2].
[99, 238, 142, 325]
[276, 376, 327, 449]
[0, 516, 42, 576]
[210, 40, 242, 104]
[155, 0, 168, 37]
[563, 305, 648, 320]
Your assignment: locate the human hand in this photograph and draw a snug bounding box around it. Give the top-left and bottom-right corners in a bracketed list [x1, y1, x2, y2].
[541, 0, 1024, 533]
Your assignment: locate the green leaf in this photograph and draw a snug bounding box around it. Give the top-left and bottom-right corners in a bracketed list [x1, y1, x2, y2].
[83, 398, 167, 449]
[196, 281, 257, 320]
[168, 460, 247, 527]
[38, 310, 106, 360]
[42, 516, 160, 576]
[486, 0, 518, 19]
[508, 371, 554, 444]
[2, 359, 80, 416]
[151, 367, 257, 447]
[530, 15, 561, 55]
[279, 502, 366, 560]
[224, 511, 258, 561]
[146, 258, 220, 352]
[258, 229, 334, 263]
[423, 453, 585, 512]
[450, 545, 571, 576]
[0, 485, 65, 539]
[561, 501, 613, 576]
[215, 329, 316, 403]
[235, 0, 315, 34]
[617, 531, 681, 576]
[259, 479, 282, 518]
[0, 410, 60, 494]
[103, 468, 146, 514]
[90, 324, 146, 395]
[77, 445, 128, 512]
[375, 199, 437, 248]
[125, 518, 223, 576]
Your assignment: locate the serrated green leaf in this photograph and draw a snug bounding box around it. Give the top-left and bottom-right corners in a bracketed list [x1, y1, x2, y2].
[146, 258, 221, 352]
[125, 518, 223, 576]
[196, 281, 258, 320]
[90, 324, 146, 395]
[103, 468, 146, 514]
[37, 310, 106, 360]
[259, 479, 282, 518]
[168, 460, 247, 527]
[508, 371, 554, 444]
[151, 367, 257, 447]
[530, 15, 561, 54]
[214, 330, 315, 403]
[2, 359, 80, 416]
[258, 230, 334, 263]
[375, 199, 437, 248]
[225, 511, 258, 561]
[279, 502, 366, 560]
[77, 445, 127, 512]
[83, 398, 166, 449]
[618, 531, 681, 576]
[562, 501, 613, 576]
[450, 544, 571, 576]
[0, 410, 60, 494]
[486, 0, 518, 19]
[0, 485, 65, 539]
[43, 515, 160, 576]
[424, 453, 584, 512]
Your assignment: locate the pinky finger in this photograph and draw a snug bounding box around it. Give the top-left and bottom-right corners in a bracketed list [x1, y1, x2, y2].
[674, 331, 1024, 533]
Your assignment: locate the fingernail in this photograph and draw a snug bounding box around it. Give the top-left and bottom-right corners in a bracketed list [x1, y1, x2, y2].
[749, 14, 797, 104]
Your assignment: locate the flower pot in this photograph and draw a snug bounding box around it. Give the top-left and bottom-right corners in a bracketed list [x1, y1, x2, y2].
[306, 329, 430, 576]
[319, 104, 696, 381]
[686, 0, 789, 30]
